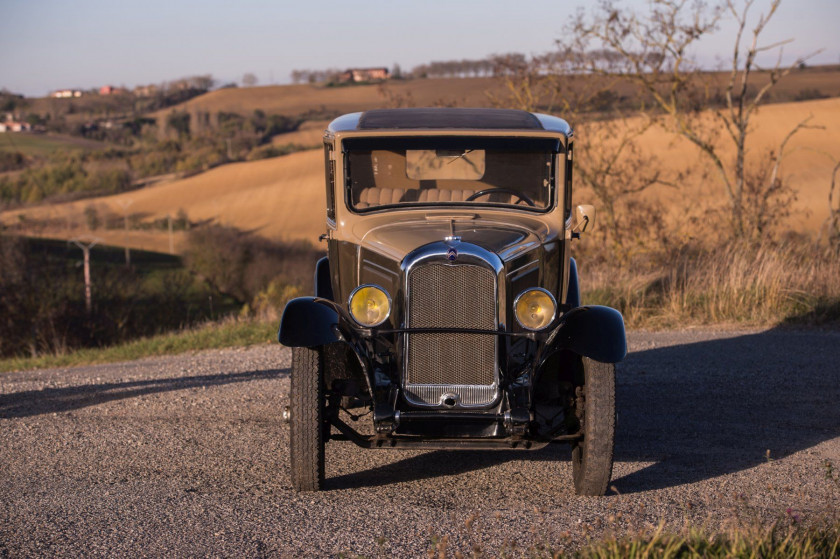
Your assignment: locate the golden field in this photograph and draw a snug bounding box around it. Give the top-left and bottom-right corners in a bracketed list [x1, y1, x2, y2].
[149, 78, 504, 119]
[581, 97, 840, 236]
[2, 97, 838, 251]
[0, 149, 325, 252]
[270, 119, 331, 148]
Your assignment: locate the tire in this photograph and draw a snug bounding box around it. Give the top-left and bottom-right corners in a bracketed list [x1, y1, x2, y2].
[571, 357, 615, 496]
[290, 346, 326, 492]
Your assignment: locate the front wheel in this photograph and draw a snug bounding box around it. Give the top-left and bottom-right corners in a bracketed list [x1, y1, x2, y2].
[289, 346, 326, 491]
[571, 357, 615, 496]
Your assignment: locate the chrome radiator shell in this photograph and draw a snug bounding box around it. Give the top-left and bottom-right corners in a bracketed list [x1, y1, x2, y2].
[400, 242, 504, 408]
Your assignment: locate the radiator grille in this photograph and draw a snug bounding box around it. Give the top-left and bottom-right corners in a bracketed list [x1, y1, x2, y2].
[405, 263, 497, 406]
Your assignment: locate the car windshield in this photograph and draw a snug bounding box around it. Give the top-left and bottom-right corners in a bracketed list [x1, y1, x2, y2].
[344, 136, 560, 211]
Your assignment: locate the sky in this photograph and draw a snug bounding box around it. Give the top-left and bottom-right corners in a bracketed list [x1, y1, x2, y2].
[1, 0, 838, 97]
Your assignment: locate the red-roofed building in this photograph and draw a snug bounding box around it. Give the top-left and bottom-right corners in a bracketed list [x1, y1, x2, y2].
[338, 67, 390, 83]
[99, 85, 127, 95]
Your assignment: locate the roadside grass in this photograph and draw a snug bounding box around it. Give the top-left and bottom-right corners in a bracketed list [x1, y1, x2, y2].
[414, 520, 840, 558]
[582, 241, 840, 329]
[0, 319, 277, 373]
[575, 523, 840, 559]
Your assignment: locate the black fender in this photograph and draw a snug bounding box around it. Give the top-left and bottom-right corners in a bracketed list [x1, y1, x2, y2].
[551, 305, 626, 363]
[315, 256, 334, 300]
[278, 297, 339, 347]
[566, 257, 580, 308]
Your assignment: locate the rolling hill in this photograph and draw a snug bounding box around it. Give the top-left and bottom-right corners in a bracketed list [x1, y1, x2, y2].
[149, 78, 505, 119]
[2, 97, 838, 252]
[148, 66, 840, 120]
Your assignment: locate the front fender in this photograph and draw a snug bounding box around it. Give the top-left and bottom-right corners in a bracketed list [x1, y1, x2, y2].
[566, 257, 580, 308]
[278, 297, 339, 347]
[551, 305, 626, 363]
[314, 256, 334, 300]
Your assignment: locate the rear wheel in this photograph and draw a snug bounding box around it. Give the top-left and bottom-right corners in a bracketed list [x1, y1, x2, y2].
[289, 346, 326, 491]
[571, 357, 615, 496]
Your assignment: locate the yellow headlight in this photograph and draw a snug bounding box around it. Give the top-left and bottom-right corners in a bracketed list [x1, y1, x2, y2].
[514, 288, 557, 331]
[349, 285, 391, 327]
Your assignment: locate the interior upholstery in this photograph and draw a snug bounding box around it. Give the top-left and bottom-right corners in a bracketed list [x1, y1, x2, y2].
[350, 149, 542, 209]
[355, 187, 514, 209]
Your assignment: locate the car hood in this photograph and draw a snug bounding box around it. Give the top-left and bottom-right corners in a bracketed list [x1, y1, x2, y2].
[355, 214, 555, 263]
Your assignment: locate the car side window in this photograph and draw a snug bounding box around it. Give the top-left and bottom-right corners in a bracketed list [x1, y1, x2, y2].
[565, 142, 574, 221]
[324, 143, 336, 223]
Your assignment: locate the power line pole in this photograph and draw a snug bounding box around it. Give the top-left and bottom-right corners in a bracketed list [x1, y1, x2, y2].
[70, 238, 100, 315]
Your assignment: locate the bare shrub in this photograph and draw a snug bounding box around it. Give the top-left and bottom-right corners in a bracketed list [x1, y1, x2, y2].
[184, 224, 321, 305]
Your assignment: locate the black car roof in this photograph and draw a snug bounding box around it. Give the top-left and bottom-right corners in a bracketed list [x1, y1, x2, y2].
[359, 108, 541, 130]
[327, 108, 572, 136]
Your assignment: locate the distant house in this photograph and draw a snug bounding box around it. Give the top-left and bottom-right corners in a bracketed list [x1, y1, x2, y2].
[0, 120, 32, 133]
[99, 85, 128, 95]
[338, 67, 390, 83]
[52, 89, 83, 98]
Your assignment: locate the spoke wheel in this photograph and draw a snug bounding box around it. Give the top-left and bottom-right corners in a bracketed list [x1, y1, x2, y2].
[289, 346, 326, 491]
[571, 357, 615, 496]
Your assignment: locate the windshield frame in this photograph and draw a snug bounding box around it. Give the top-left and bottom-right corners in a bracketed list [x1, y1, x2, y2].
[341, 135, 563, 215]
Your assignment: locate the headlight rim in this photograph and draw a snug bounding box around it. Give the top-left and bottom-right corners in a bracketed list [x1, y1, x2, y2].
[513, 287, 558, 331]
[348, 284, 392, 327]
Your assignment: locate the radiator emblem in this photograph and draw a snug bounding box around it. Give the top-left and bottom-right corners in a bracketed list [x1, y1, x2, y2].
[447, 248, 458, 261]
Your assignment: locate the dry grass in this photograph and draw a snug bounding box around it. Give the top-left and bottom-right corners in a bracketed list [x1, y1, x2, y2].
[416, 516, 840, 558]
[582, 241, 840, 328]
[0, 318, 277, 374]
[573, 522, 840, 559]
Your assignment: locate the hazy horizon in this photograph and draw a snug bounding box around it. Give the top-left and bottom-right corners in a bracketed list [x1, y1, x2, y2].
[2, 0, 838, 97]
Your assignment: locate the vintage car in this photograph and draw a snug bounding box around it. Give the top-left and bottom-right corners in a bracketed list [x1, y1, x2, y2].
[279, 108, 626, 495]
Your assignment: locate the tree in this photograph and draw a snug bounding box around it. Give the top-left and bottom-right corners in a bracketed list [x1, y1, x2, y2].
[290, 69, 306, 84]
[488, 51, 676, 255]
[189, 75, 215, 91]
[570, 0, 819, 238]
[165, 111, 190, 138]
[242, 73, 258, 87]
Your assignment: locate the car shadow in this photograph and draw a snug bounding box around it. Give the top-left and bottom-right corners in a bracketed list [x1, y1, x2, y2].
[328, 446, 567, 490]
[0, 368, 289, 419]
[330, 330, 840, 493]
[610, 329, 840, 493]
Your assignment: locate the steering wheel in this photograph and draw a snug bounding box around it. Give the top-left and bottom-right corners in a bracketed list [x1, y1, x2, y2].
[465, 188, 536, 207]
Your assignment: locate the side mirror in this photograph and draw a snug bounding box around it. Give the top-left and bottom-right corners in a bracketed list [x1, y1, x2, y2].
[573, 204, 596, 235]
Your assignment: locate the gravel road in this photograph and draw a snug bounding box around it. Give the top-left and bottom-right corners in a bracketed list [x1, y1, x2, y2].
[2, 329, 839, 557]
